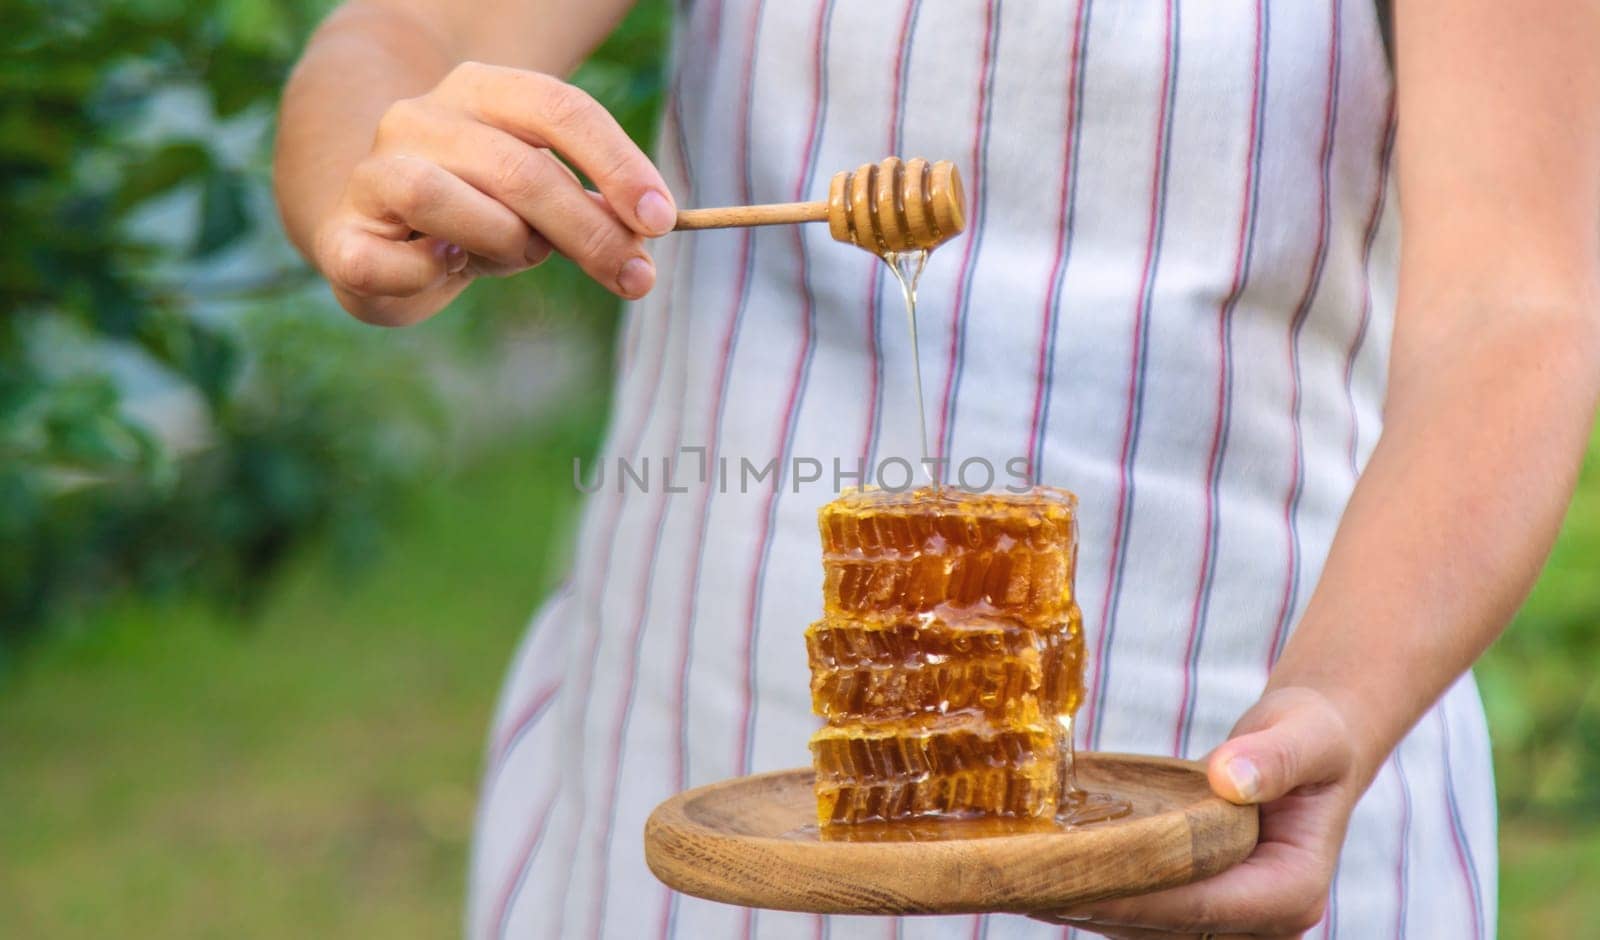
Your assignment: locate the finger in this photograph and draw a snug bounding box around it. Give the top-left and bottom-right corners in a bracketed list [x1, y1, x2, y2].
[317, 223, 461, 302]
[423, 124, 655, 297]
[1026, 917, 1182, 939]
[1207, 690, 1352, 805]
[437, 62, 677, 236]
[349, 155, 547, 271]
[1035, 921, 1286, 940]
[1049, 840, 1330, 936]
[464, 233, 553, 279]
[1050, 922, 1240, 940]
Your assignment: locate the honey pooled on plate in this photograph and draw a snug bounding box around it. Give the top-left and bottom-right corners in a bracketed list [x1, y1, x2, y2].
[807, 485, 1089, 829]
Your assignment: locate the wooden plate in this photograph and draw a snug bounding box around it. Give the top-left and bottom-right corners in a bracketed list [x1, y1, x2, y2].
[644, 752, 1258, 916]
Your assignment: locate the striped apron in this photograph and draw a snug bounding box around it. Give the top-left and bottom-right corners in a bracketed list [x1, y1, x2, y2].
[469, 1, 1498, 936]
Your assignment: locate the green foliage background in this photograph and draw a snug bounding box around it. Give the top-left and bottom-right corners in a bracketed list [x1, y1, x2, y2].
[2, 0, 421, 650]
[0, 0, 667, 656]
[1, 0, 1597, 934]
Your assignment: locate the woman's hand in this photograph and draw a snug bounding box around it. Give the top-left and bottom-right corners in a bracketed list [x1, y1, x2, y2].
[311, 60, 676, 326]
[1034, 688, 1360, 939]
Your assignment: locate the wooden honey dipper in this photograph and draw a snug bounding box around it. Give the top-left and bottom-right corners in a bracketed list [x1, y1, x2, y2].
[673, 157, 966, 252]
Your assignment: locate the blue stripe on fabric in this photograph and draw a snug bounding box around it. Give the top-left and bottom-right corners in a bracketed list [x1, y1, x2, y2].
[862, 0, 924, 476]
[591, 107, 705, 940]
[1394, 747, 1413, 938]
[485, 682, 560, 782]
[1032, 0, 1095, 482]
[739, 0, 838, 780]
[735, 9, 838, 935]
[495, 792, 561, 940]
[477, 580, 572, 784]
[1439, 707, 1486, 939]
[824, 7, 923, 936]
[891, 1, 922, 174]
[591, 443, 688, 937]
[1343, 109, 1397, 477]
[938, 0, 1004, 466]
[1270, 0, 1343, 665]
[1326, 862, 1339, 937]
[550, 184, 686, 940]
[1176, 0, 1268, 758]
[1088, 0, 1181, 750]
[665, 3, 769, 935]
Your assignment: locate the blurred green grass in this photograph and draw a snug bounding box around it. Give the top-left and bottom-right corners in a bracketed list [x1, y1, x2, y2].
[0, 413, 598, 938]
[3, 417, 1598, 937]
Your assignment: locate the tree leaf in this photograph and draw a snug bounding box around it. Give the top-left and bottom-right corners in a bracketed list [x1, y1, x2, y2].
[115, 141, 212, 213]
[192, 168, 251, 257]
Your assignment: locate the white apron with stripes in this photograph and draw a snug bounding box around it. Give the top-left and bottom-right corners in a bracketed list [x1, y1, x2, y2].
[469, 1, 1497, 937]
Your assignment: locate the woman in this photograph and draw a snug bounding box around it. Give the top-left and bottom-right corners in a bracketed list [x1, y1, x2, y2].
[275, 1, 1600, 936]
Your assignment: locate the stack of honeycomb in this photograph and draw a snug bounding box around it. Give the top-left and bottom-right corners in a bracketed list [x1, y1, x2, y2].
[807, 486, 1084, 827]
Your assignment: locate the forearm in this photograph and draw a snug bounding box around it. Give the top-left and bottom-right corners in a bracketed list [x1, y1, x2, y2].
[274, 4, 453, 258]
[1269, 295, 1600, 788]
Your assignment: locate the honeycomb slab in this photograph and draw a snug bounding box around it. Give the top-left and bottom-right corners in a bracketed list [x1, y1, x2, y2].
[808, 486, 1084, 828]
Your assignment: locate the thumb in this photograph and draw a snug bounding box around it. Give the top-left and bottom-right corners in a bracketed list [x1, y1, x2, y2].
[1206, 688, 1353, 805]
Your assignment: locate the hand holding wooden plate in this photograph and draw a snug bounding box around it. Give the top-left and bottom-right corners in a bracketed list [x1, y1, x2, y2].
[645, 752, 1258, 916]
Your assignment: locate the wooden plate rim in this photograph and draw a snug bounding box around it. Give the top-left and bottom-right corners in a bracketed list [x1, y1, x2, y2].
[644, 751, 1259, 915]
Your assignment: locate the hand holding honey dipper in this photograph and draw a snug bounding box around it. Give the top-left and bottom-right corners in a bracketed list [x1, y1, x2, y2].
[278, 49, 961, 329]
[279, 60, 680, 326]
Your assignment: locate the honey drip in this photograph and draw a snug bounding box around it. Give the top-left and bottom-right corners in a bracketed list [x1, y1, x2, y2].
[807, 488, 1129, 831]
[882, 249, 933, 486]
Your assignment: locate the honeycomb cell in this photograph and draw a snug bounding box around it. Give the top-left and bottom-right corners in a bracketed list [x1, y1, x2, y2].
[807, 486, 1087, 829]
[806, 615, 1081, 721]
[811, 717, 1060, 824]
[820, 487, 1078, 621]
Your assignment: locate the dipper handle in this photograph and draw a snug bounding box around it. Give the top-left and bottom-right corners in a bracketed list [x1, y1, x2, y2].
[672, 157, 965, 253]
[674, 201, 830, 230]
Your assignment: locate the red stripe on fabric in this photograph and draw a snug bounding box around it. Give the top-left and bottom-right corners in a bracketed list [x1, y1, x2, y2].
[1172, 2, 1264, 756]
[1266, 0, 1341, 668]
[1439, 709, 1485, 939]
[590, 116, 702, 940]
[660, 2, 760, 936]
[548, 223, 680, 940]
[1026, 0, 1088, 475]
[664, 0, 739, 808]
[1085, 2, 1175, 746]
[832, 3, 923, 933]
[1392, 750, 1413, 936]
[475, 578, 572, 795]
[889, 1, 916, 113]
[732, 0, 833, 784]
[589, 421, 687, 938]
[1343, 106, 1397, 476]
[858, 0, 921, 470]
[490, 792, 558, 939]
[488, 682, 560, 769]
[932, 0, 998, 479]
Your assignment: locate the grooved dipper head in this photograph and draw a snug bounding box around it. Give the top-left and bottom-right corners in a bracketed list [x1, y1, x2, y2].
[828, 158, 966, 254]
